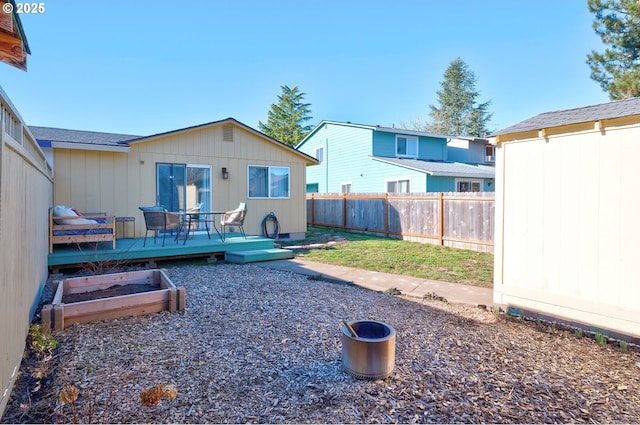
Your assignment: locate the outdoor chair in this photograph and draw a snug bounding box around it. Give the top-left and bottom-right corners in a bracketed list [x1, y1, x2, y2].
[186, 202, 203, 233]
[139, 206, 182, 247]
[220, 202, 247, 242]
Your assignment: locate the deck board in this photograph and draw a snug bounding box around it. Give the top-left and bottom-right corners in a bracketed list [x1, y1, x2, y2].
[48, 233, 276, 267]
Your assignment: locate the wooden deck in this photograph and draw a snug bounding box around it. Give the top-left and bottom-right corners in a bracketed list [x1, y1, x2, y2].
[48, 232, 276, 270]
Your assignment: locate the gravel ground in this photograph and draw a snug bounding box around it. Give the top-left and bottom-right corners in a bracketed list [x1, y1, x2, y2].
[2, 263, 640, 424]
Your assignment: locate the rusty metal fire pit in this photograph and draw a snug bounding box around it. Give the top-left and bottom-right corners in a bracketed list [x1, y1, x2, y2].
[341, 320, 396, 380]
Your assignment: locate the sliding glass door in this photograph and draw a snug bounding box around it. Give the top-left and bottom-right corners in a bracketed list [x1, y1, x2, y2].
[156, 163, 212, 216]
[157, 163, 186, 212]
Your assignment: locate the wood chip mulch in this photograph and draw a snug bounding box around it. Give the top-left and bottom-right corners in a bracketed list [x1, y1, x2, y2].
[1, 263, 639, 424]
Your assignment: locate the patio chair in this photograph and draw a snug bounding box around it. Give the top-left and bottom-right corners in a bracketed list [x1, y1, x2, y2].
[139, 206, 182, 247]
[186, 202, 203, 233]
[220, 202, 247, 242]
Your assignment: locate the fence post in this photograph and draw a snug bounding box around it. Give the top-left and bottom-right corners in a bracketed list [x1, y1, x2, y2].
[342, 193, 347, 229]
[384, 192, 389, 237]
[438, 192, 444, 246]
[310, 194, 315, 226]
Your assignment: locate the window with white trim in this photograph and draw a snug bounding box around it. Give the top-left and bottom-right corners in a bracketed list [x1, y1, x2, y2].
[455, 178, 482, 192]
[340, 182, 352, 193]
[396, 135, 418, 158]
[386, 179, 410, 193]
[485, 145, 495, 163]
[248, 165, 290, 198]
[315, 146, 324, 163]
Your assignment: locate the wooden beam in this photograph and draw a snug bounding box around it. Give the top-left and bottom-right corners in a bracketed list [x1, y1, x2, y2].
[0, 8, 13, 32]
[0, 29, 26, 70]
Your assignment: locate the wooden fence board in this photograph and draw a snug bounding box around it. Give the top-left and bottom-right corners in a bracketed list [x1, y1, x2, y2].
[307, 192, 494, 252]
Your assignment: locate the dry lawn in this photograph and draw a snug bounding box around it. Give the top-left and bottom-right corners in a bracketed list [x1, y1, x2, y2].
[2, 263, 639, 424]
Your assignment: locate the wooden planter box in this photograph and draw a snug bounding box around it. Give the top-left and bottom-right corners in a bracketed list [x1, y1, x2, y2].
[42, 269, 185, 331]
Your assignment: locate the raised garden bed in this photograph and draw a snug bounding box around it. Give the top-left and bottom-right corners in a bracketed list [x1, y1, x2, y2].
[42, 269, 185, 331]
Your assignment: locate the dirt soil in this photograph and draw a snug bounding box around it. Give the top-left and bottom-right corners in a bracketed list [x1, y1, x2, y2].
[62, 283, 160, 304]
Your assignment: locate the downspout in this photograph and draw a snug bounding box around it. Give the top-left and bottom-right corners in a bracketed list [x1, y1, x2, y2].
[325, 137, 329, 192]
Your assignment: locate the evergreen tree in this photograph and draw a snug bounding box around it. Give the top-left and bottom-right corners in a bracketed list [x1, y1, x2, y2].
[427, 58, 492, 137]
[258, 85, 313, 146]
[586, 0, 640, 99]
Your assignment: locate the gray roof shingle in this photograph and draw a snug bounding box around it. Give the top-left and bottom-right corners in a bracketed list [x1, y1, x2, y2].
[491, 97, 640, 136]
[372, 157, 495, 179]
[30, 126, 140, 146]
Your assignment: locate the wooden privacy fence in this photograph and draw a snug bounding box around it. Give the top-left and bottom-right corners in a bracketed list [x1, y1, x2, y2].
[306, 192, 494, 252]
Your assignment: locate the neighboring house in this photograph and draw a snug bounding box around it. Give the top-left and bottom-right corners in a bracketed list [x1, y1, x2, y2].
[33, 118, 317, 240]
[447, 137, 496, 165]
[296, 121, 494, 194]
[490, 97, 640, 341]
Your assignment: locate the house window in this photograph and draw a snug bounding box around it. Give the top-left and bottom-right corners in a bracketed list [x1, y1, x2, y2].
[485, 145, 495, 163]
[315, 146, 324, 163]
[396, 136, 418, 158]
[456, 179, 482, 192]
[340, 182, 352, 193]
[248, 165, 290, 198]
[387, 179, 410, 193]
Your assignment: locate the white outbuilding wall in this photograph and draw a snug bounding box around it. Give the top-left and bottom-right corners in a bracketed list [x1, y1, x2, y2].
[493, 118, 640, 339]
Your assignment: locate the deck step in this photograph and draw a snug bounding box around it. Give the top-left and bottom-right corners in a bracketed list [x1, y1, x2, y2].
[225, 248, 294, 264]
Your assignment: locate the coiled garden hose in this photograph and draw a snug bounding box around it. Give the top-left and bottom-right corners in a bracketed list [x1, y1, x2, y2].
[261, 212, 280, 239]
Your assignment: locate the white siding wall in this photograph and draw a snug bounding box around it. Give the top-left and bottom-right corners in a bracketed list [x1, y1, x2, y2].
[494, 122, 640, 338]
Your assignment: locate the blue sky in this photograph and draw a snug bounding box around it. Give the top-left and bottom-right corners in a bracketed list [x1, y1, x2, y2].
[0, 0, 611, 137]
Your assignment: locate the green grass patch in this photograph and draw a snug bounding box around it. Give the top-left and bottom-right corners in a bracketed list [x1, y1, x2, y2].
[281, 226, 494, 288]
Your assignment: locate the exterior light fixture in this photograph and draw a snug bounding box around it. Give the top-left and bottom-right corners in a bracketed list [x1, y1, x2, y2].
[222, 167, 229, 179]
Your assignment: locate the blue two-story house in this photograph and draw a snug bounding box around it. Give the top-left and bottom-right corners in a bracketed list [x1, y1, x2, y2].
[296, 121, 495, 193]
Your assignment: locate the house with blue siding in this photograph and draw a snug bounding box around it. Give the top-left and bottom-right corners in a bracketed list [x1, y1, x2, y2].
[296, 121, 495, 193]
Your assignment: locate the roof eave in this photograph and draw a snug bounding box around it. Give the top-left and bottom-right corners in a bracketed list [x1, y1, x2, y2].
[44, 141, 130, 153]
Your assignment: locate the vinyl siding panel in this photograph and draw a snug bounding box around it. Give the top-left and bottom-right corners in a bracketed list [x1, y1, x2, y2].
[299, 123, 373, 193]
[372, 131, 447, 161]
[358, 160, 427, 192]
[426, 176, 454, 192]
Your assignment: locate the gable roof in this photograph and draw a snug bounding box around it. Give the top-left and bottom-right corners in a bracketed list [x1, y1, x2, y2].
[372, 156, 495, 179]
[31, 126, 139, 152]
[32, 118, 318, 165]
[126, 117, 317, 165]
[491, 97, 640, 137]
[297, 120, 452, 149]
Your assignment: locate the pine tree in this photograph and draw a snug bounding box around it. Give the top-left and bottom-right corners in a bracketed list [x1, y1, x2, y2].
[258, 85, 313, 146]
[427, 58, 492, 137]
[586, 0, 640, 100]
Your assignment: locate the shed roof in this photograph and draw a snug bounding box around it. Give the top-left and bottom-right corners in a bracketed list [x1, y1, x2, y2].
[491, 97, 640, 136]
[372, 156, 495, 179]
